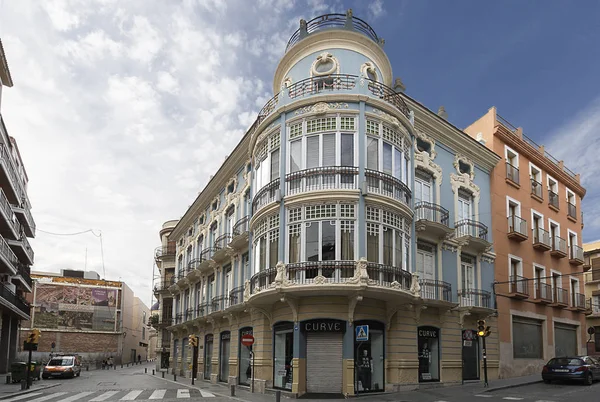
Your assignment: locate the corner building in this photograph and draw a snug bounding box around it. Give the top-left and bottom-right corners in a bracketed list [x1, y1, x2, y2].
[163, 11, 500, 396]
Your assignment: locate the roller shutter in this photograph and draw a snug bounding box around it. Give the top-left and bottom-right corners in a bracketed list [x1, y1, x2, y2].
[306, 332, 343, 393]
[554, 323, 577, 357]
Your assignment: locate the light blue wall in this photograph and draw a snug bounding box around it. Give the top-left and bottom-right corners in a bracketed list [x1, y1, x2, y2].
[480, 260, 495, 295]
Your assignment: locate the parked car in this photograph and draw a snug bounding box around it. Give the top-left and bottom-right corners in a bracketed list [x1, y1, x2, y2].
[42, 355, 81, 379]
[542, 356, 600, 385]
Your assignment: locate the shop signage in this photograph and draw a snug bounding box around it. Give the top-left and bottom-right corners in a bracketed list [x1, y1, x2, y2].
[221, 332, 231, 341]
[205, 334, 214, 343]
[418, 328, 438, 338]
[303, 319, 345, 332]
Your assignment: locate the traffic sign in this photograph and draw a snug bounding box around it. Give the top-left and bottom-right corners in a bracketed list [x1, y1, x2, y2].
[355, 325, 369, 341]
[241, 334, 255, 347]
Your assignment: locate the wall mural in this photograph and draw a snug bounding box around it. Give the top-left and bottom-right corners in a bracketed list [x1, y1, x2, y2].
[34, 284, 119, 332]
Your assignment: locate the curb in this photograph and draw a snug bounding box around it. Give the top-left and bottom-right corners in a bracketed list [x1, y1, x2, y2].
[0, 382, 61, 400]
[483, 379, 543, 393]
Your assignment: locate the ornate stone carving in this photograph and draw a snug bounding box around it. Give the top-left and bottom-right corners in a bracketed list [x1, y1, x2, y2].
[453, 154, 476, 180]
[274, 261, 293, 287]
[224, 247, 237, 258]
[313, 275, 328, 285]
[294, 102, 349, 116]
[310, 52, 340, 77]
[243, 279, 250, 302]
[481, 254, 496, 264]
[450, 172, 480, 199]
[372, 108, 401, 128]
[390, 281, 401, 289]
[442, 241, 457, 252]
[347, 258, 370, 285]
[360, 61, 377, 81]
[410, 272, 421, 297]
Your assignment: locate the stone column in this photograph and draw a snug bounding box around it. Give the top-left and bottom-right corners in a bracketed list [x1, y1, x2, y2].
[0, 314, 12, 373]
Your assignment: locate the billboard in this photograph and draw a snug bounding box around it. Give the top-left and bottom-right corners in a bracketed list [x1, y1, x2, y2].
[34, 284, 119, 332]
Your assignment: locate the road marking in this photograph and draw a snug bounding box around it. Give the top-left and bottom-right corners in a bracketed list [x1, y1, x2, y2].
[149, 389, 167, 399]
[27, 393, 68, 402]
[199, 390, 215, 398]
[120, 390, 144, 400]
[177, 389, 190, 398]
[59, 392, 95, 401]
[503, 398, 524, 401]
[475, 396, 493, 398]
[3, 393, 43, 401]
[90, 391, 120, 401]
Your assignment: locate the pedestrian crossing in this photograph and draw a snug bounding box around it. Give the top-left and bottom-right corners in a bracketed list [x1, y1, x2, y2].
[3, 389, 216, 402]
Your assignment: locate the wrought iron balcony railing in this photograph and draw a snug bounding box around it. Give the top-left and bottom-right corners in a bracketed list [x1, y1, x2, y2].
[458, 288, 491, 308]
[506, 162, 519, 184]
[250, 268, 277, 294]
[252, 178, 280, 214]
[455, 219, 488, 241]
[414, 202, 449, 226]
[287, 260, 355, 284]
[155, 245, 176, 259]
[154, 278, 175, 292]
[534, 282, 552, 303]
[211, 295, 228, 313]
[196, 302, 209, 318]
[509, 275, 529, 295]
[548, 190, 559, 209]
[187, 258, 202, 271]
[232, 216, 249, 236]
[288, 74, 356, 99]
[365, 169, 411, 206]
[419, 279, 451, 302]
[567, 202, 577, 219]
[286, 166, 359, 195]
[214, 234, 232, 250]
[200, 247, 219, 262]
[530, 178, 543, 199]
[508, 215, 528, 238]
[174, 313, 183, 324]
[229, 286, 244, 307]
[553, 287, 568, 305]
[572, 292, 586, 309]
[366, 262, 412, 289]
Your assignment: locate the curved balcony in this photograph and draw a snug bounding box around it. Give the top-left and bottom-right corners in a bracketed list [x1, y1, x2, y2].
[184, 308, 194, 322]
[248, 260, 416, 304]
[252, 178, 280, 215]
[229, 286, 245, 307]
[196, 247, 219, 272]
[211, 295, 228, 314]
[212, 234, 233, 262]
[414, 202, 452, 238]
[196, 302, 209, 319]
[286, 166, 359, 195]
[155, 245, 176, 260]
[286, 12, 381, 52]
[365, 169, 411, 207]
[154, 278, 175, 294]
[419, 279, 452, 304]
[174, 313, 183, 325]
[230, 216, 250, 250]
[454, 219, 490, 252]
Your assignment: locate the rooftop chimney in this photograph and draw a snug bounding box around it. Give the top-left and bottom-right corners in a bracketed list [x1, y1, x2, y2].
[437, 106, 448, 120]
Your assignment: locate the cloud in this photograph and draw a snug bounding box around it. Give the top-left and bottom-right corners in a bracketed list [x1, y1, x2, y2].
[368, 0, 385, 19]
[546, 96, 600, 240]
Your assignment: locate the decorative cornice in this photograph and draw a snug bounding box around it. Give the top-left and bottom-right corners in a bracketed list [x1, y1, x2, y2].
[294, 102, 349, 116]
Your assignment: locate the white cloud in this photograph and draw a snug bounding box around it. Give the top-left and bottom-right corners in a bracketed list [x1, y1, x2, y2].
[546, 96, 600, 240]
[368, 0, 385, 19]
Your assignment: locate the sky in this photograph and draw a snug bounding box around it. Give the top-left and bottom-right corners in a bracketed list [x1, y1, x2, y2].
[0, 0, 598, 306]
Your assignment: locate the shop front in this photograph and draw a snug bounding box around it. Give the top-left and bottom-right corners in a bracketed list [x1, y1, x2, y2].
[219, 331, 231, 382]
[417, 326, 440, 382]
[239, 327, 253, 385]
[354, 320, 385, 394]
[462, 329, 479, 380]
[273, 322, 294, 390]
[204, 334, 213, 380]
[302, 319, 345, 394]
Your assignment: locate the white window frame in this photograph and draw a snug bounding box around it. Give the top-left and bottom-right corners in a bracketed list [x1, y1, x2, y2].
[533, 263, 546, 299]
[505, 145, 519, 168]
[506, 196, 521, 217]
[567, 229, 578, 247]
[547, 174, 558, 192]
[529, 162, 542, 182]
[531, 209, 544, 229]
[508, 254, 523, 293]
[566, 188, 576, 204]
[548, 218, 560, 239]
[569, 276, 580, 298]
[550, 269, 562, 292]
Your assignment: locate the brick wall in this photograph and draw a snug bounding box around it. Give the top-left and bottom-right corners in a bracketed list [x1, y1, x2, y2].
[19, 330, 119, 354]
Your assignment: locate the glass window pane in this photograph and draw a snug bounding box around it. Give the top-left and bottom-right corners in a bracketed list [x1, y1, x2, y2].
[395, 231, 402, 268]
[307, 136, 320, 168]
[290, 140, 302, 172]
[367, 231, 379, 263]
[289, 232, 300, 263]
[383, 229, 393, 265]
[341, 134, 354, 166]
[306, 223, 319, 261]
[383, 143, 392, 174]
[322, 221, 336, 261]
[269, 237, 278, 267]
[341, 224, 354, 260]
[270, 149, 280, 182]
[367, 138, 378, 170]
[323, 134, 336, 167]
[394, 148, 401, 179]
[259, 237, 266, 271]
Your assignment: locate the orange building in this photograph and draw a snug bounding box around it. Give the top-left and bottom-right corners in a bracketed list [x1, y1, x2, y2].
[464, 107, 587, 378]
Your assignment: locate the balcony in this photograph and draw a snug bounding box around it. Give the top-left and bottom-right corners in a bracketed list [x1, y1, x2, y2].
[157, 316, 173, 327]
[365, 169, 411, 207]
[184, 308, 194, 322]
[419, 279, 452, 303]
[154, 278, 174, 294]
[567, 202, 577, 221]
[414, 202, 452, 238]
[197, 247, 219, 271]
[196, 302, 209, 318]
[212, 234, 233, 262]
[0, 143, 24, 204]
[530, 179, 543, 200]
[548, 190, 559, 210]
[506, 162, 519, 186]
[0, 282, 30, 319]
[533, 282, 552, 304]
[508, 275, 529, 299]
[252, 178, 280, 215]
[454, 219, 490, 252]
[229, 286, 244, 307]
[286, 12, 381, 53]
[6, 230, 34, 265]
[457, 289, 492, 310]
[569, 245, 584, 266]
[532, 228, 551, 251]
[550, 236, 567, 258]
[174, 313, 183, 325]
[211, 295, 228, 314]
[12, 199, 35, 238]
[230, 216, 249, 250]
[507, 215, 528, 242]
[571, 293, 586, 311]
[588, 299, 600, 316]
[550, 288, 568, 307]
[286, 166, 359, 196]
[155, 245, 176, 260]
[0, 189, 18, 240]
[0, 235, 18, 274]
[13, 263, 32, 291]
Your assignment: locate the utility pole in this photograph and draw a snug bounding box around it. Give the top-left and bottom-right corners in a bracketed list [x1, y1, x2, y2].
[477, 319, 491, 388]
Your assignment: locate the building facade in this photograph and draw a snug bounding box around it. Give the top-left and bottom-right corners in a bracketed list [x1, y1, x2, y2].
[583, 241, 600, 357]
[0, 39, 35, 374]
[464, 108, 587, 378]
[20, 270, 148, 365]
[160, 11, 502, 396]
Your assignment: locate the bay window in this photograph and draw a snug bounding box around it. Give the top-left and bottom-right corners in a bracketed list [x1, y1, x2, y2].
[254, 130, 281, 192]
[366, 120, 410, 185]
[253, 214, 280, 273]
[365, 206, 410, 271]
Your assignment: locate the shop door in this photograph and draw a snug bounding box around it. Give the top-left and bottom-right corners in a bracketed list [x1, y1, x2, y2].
[462, 329, 479, 380]
[204, 338, 213, 380]
[219, 333, 231, 382]
[554, 324, 578, 357]
[306, 332, 343, 394]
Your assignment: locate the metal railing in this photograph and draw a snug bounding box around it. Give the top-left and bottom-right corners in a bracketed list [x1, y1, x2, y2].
[553, 288, 568, 305]
[16, 263, 31, 288]
[285, 13, 380, 52]
[458, 289, 491, 308]
[535, 282, 552, 303]
[533, 227, 551, 248]
[174, 313, 183, 324]
[154, 278, 174, 292]
[0, 282, 30, 317]
[0, 189, 17, 232]
[570, 244, 583, 261]
[214, 233, 232, 250]
[365, 169, 411, 206]
[0, 143, 24, 202]
[196, 302, 209, 318]
[155, 245, 176, 258]
[366, 262, 412, 289]
[506, 162, 519, 184]
[414, 202, 449, 226]
[232, 216, 249, 236]
[286, 261, 355, 284]
[252, 178, 280, 214]
[159, 316, 172, 326]
[184, 308, 194, 322]
[589, 298, 600, 314]
[16, 198, 36, 235]
[250, 268, 277, 294]
[211, 295, 228, 313]
[0, 234, 18, 270]
[455, 219, 488, 240]
[508, 215, 527, 238]
[419, 279, 451, 302]
[187, 258, 202, 271]
[364, 78, 411, 118]
[548, 190, 559, 209]
[286, 166, 359, 195]
[552, 236, 567, 255]
[229, 286, 244, 306]
[200, 247, 219, 262]
[573, 293, 586, 309]
[509, 275, 529, 295]
[19, 232, 34, 262]
[567, 202, 577, 219]
[288, 74, 356, 99]
[530, 179, 543, 199]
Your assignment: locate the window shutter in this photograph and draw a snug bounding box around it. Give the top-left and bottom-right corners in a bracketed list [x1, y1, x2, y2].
[270, 149, 280, 181]
[307, 136, 320, 168]
[367, 137, 378, 170]
[290, 140, 302, 172]
[322, 134, 336, 167]
[341, 134, 354, 166]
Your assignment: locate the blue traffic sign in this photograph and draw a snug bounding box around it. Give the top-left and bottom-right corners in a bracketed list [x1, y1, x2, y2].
[355, 325, 369, 341]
